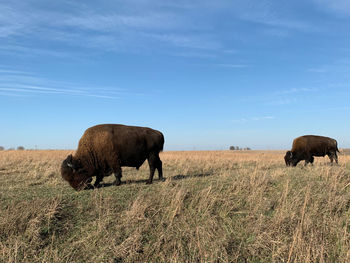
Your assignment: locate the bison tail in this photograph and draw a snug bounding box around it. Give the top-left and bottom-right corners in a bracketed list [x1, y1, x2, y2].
[160, 133, 164, 152]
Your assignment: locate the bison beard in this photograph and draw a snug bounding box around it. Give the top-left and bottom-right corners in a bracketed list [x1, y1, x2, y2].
[61, 124, 165, 190]
[284, 135, 339, 167]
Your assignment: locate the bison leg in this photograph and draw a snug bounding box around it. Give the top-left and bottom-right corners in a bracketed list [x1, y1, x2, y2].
[147, 153, 163, 184]
[153, 154, 164, 181]
[334, 152, 338, 164]
[328, 152, 338, 164]
[305, 156, 314, 166]
[292, 158, 301, 167]
[310, 156, 314, 165]
[157, 159, 165, 181]
[327, 153, 334, 163]
[94, 174, 103, 187]
[146, 158, 156, 184]
[110, 159, 122, 186]
[113, 166, 122, 186]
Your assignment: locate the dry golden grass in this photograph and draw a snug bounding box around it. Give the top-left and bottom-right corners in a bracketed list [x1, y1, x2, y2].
[1, 150, 350, 262]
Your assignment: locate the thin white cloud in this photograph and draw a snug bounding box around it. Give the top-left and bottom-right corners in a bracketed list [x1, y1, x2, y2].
[0, 4, 26, 37]
[170, 51, 217, 58]
[216, 63, 248, 68]
[251, 17, 317, 32]
[1, 0, 312, 57]
[0, 43, 84, 59]
[60, 13, 184, 32]
[252, 116, 275, 121]
[263, 86, 328, 106]
[277, 87, 319, 94]
[223, 49, 238, 54]
[146, 33, 222, 50]
[0, 91, 27, 97]
[0, 69, 123, 99]
[0, 1, 221, 53]
[241, 87, 320, 107]
[266, 98, 297, 106]
[307, 68, 328, 73]
[232, 116, 275, 123]
[85, 94, 120, 99]
[313, 0, 350, 15]
[232, 1, 319, 33]
[261, 28, 291, 38]
[329, 83, 349, 88]
[306, 57, 350, 75]
[0, 69, 33, 75]
[0, 0, 339, 59]
[325, 106, 350, 111]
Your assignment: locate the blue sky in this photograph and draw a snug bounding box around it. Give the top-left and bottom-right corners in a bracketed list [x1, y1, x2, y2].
[1, 0, 350, 150]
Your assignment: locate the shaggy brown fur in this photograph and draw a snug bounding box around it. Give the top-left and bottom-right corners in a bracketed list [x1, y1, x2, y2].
[61, 124, 164, 190]
[284, 135, 339, 167]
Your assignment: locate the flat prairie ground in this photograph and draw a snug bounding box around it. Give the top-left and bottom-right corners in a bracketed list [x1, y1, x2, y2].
[1, 150, 350, 263]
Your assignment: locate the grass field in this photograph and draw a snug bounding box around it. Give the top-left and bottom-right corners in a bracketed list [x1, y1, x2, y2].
[1, 150, 350, 262]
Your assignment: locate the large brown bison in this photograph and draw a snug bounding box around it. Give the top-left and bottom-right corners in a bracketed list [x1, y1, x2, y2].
[284, 135, 339, 166]
[61, 124, 164, 190]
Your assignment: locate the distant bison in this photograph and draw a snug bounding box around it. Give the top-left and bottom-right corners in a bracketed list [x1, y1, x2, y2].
[61, 124, 164, 190]
[284, 135, 339, 166]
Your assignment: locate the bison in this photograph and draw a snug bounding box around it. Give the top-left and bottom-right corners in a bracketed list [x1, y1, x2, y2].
[284, 135, 339, 166]
[61, 124, 164, 190]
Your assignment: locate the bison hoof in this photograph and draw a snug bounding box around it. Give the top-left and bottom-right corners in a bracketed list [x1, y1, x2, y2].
[113, 180, 121, 186]
[159, 177, 166, 182]
[146, 180, 153, 184]
[84, 184, 94, 190]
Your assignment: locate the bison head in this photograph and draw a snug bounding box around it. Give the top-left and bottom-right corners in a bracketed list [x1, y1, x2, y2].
[61, 154, 92, 190]
[284, 151, 293, 166]
[284, 151, 299, 166]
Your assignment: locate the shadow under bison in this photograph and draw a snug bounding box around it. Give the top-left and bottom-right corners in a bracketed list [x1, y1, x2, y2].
[84, 172, 214, 190]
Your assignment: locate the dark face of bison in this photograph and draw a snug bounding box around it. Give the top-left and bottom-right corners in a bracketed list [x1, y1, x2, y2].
[61, 154, 92, 190]
[284, 151, 292, 166]
[284, 151, 300, 166]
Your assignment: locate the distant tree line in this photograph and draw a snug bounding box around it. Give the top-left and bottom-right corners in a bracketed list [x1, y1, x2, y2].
[0, 146, 25, 151]
[229, 146, 251, 151]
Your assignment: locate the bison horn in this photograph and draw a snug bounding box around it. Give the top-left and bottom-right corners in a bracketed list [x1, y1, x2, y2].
[66, 154, 75, 169]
